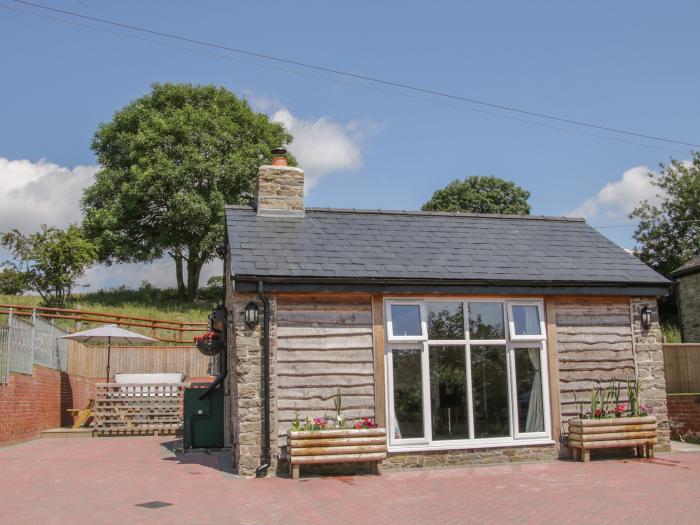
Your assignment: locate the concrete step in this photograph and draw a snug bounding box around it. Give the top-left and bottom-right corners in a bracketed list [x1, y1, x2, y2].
[40, 428, 94, 438]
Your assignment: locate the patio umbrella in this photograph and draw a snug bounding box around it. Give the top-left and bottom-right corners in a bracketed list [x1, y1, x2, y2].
[59, 324, 157, 382]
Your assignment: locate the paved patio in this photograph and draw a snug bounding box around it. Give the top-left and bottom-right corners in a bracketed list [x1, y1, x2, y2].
[1, 437, 700, 525]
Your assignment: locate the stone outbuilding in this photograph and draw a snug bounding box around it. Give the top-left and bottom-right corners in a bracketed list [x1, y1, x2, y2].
[223, 157, 672, 476]
[670, 256, 700, 342]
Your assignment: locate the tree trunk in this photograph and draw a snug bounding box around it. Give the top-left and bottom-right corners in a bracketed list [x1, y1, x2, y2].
[173, 249, 186, 299]
[186, 256, 203, 302]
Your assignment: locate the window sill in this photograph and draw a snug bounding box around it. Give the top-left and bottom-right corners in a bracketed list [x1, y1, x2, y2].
[388, 438, 555, 454]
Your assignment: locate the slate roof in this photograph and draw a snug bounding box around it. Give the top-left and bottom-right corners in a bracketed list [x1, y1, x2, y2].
[226, 206, 670, 289]
[670, 256, 700, 278]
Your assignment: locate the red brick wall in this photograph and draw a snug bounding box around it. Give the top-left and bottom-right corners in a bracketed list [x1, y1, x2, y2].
[667, 394, 700, 437]
[0, 366, 95, 445]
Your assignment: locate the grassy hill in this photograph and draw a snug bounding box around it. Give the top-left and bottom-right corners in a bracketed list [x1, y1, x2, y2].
[0, 283, 223, 342]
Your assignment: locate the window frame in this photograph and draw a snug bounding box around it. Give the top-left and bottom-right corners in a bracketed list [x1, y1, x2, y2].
[506, 301, 547, 341]
[384, 297, 552, 452]
[386, 301, 428, 342]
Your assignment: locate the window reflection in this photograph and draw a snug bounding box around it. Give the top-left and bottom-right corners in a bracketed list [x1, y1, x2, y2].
[512, 305, 541, 336]
[391, 304, 422, 337]
[427, 302, 464, 340]
[392, 348, 424, 439]
[469, 302, 505, 340]
[471, 345, 510, 438]
[429, 345, 468, 440]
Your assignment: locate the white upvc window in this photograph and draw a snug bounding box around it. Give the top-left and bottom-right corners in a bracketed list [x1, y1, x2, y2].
[384, 298, 551, 451]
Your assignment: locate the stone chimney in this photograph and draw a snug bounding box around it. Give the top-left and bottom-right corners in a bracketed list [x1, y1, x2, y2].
[256, 148, 304, 216]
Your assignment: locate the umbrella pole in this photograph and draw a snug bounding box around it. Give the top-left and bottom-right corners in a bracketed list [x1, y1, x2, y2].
[106, 336, 111, 383]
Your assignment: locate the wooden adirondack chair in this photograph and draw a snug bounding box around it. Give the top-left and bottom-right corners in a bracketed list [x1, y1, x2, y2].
[67, 399, 94, 429]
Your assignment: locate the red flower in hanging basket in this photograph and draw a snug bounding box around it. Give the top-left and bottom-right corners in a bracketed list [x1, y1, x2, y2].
[194, 331, 224, 356]
[194, 331, 218, 343]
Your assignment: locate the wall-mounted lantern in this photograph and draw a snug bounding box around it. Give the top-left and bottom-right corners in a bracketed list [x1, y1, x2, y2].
[641, 306, 652, 330]
[245, 301, 259, 329]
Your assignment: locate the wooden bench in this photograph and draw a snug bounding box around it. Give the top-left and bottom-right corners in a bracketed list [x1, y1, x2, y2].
[287, 428, 387, 479]
[568, 416, 657, 462]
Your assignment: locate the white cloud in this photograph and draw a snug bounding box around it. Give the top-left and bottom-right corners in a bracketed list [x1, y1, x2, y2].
[569, 165, 665, 221]
[271, 109, 364, 189]
[0, 157, 97, 233]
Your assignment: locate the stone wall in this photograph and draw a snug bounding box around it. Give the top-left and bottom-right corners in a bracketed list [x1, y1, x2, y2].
[632, 297, 671, 451]
[678, 272, 700, 342]
[384, 445, 558, 470]
[228, 292, 278, 476]
[256, 166, 304, 215]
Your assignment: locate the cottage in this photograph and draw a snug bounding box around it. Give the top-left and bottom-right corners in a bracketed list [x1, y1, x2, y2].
[670, 256, 700, 342]
[224, 157, 671, 476]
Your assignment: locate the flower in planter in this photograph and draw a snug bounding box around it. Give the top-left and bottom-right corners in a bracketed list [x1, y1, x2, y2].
[354, 416, 378, 429]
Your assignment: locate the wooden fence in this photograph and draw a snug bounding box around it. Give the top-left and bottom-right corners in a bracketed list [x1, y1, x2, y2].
[662, 344, 700, 393]
[66, 340, 211, 379]
[0, 304, 207, 344]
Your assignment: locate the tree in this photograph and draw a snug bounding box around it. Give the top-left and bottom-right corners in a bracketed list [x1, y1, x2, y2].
[422, 176, 531, 214]
[1, 225, 96, 306]
[0, 266, 27, 295]
[82, 83, 294, 301]
[630, 152, 700, 276]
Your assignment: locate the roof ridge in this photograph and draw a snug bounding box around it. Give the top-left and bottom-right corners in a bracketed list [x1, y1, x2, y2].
[303, 207, 584, 222]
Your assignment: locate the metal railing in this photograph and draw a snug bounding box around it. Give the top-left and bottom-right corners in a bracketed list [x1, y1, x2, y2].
[0, 326, 8, 383]
[0, 309, 70, 383]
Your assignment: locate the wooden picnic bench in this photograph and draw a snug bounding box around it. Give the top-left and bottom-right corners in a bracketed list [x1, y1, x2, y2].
[66, 399, 94, 429]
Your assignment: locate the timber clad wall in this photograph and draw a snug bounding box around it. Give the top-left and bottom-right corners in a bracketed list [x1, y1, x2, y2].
[275, 294, 375, 458]
[553, 296, 670, 452]
[554, 297, 636, 433]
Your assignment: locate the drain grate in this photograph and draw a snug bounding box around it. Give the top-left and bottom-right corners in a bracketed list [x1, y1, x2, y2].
[135, 501, 174, 509]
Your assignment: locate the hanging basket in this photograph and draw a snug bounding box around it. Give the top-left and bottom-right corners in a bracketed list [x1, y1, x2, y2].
[194, 332, 225, 356]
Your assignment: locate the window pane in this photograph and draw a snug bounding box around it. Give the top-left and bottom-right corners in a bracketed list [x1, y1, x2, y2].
[429, 345, 468, 440]
[512, 305, 541, 336]
[391, 305, 422, 337]
[468, 302, 505, 340]
[471, 345, 510, 438]
[392, 348, 424, 439]
[427, 302, 464, 340]
[514, 348, 545, 433]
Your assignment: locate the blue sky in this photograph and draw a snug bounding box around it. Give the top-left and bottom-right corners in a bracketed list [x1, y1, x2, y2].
[1, 1, 698, 289]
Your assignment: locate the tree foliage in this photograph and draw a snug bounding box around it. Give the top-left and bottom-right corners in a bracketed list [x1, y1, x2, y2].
[1, 225, 96, 306]
[630, 152, 700, 276]
[0, 266, 28, 295]
[422, 176, 531, 214]
[82, 83, 294, 301]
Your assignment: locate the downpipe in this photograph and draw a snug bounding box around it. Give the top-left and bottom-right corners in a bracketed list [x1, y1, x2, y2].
[255, 282, 271, 478]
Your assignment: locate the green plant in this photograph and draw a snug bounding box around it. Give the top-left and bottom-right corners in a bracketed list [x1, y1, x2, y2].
[333, 386, 342, 419]
[1, 225, 97, 306]
[627, 379, 641, 416]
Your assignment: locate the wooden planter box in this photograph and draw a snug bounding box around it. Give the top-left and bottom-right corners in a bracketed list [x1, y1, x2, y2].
[568, 416, 657, 462]
[287, 428, 387, 479]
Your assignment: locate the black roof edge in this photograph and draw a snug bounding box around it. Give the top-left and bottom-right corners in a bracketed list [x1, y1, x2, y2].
[225, 204, 585, 223]
[232, 276, 669, 297]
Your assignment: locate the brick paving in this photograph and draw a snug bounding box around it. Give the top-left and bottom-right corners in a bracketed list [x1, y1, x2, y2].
[1, 436, 700, 525]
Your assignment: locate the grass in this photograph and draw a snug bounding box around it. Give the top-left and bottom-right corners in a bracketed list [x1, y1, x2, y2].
[661, 322, 682, 343]
[0, 282, 223, 342]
